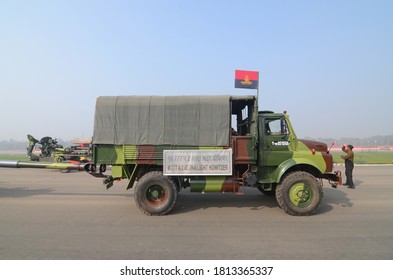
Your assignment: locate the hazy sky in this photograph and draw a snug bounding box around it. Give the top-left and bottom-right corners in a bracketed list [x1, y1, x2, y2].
[1, 0, 392, 141]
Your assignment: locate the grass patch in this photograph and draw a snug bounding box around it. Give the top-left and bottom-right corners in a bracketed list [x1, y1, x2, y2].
[0, 154, 30, 161]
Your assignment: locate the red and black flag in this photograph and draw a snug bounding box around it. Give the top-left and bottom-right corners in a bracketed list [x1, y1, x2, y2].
[235, 70, 259, 89]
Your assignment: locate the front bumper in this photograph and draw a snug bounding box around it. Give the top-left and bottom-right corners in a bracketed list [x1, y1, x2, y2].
[321, 170, 342, 188]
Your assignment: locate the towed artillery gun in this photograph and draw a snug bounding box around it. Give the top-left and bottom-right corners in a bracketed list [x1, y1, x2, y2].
[26, 135, 92, 171]
[1, 95, 341, 216]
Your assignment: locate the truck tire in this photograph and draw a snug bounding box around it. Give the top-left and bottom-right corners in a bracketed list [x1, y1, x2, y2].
[134, 171, 177, 216]
[276, 171, 323, 216]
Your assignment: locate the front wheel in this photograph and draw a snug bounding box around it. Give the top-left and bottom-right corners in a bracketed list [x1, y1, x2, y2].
[276, 171, 323, 216]
[134, 171, 177, 216]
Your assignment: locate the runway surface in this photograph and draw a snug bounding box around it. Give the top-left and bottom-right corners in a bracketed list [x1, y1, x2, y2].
[1, 165, 392, 260]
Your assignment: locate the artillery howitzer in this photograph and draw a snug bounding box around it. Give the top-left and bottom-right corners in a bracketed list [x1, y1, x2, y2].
[26, 135, 91, 169]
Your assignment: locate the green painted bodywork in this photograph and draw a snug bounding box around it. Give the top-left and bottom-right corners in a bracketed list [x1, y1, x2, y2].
[268, 141, 327, 183]
[189, 176, 226, 192]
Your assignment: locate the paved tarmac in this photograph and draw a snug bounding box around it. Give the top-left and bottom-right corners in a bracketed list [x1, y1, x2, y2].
[0, 165, 392, 260]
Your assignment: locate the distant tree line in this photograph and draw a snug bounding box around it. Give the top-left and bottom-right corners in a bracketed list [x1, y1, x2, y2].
[0, 139, 26, 150]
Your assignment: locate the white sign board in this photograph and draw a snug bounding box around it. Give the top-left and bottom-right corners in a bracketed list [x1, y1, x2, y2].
[163, 149, 232, 176]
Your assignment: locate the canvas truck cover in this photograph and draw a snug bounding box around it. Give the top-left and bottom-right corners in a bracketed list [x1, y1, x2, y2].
[92, 95, 231, 146]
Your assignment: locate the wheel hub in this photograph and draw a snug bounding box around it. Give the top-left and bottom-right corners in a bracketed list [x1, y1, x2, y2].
[146, 184, 166, 204]
[289, 182, 312, 207]
[150, 189, 160, 198]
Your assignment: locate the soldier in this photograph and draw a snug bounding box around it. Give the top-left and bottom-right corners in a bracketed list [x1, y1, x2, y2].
[340, 144, 355, 189]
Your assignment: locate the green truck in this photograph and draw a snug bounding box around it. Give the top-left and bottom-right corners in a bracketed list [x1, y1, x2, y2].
[1, 95, 341, 216]
[89, 95, 341, 216]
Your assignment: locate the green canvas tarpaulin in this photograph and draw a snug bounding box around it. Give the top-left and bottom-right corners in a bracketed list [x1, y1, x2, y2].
[93, 95, 231, 146]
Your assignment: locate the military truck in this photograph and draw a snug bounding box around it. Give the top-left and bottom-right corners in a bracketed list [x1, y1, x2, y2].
[85, 95, 341, 216]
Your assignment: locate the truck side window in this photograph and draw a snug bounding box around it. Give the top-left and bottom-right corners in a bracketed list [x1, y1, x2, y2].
[265, 118, 288, 135]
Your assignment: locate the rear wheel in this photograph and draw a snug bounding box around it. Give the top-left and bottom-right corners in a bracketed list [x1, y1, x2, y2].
[276, 171, 323, 216]
[134, 171, 177, 216]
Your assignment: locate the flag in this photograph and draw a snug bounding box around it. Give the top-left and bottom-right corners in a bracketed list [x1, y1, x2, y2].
[235, 70, 259, 89]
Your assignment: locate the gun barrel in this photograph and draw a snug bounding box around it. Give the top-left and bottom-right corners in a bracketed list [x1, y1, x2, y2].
[0, 160, 20, 168]
[0, 160, 85, 171]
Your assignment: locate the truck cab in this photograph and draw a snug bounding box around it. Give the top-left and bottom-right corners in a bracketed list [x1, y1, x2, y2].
[230, 99, 338, 186]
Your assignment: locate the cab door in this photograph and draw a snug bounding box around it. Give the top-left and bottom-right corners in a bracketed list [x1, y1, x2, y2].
[258, 116, 294, 179]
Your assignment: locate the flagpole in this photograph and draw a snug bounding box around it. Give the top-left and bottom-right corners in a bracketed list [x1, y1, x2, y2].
[257, 72, 259, 111]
